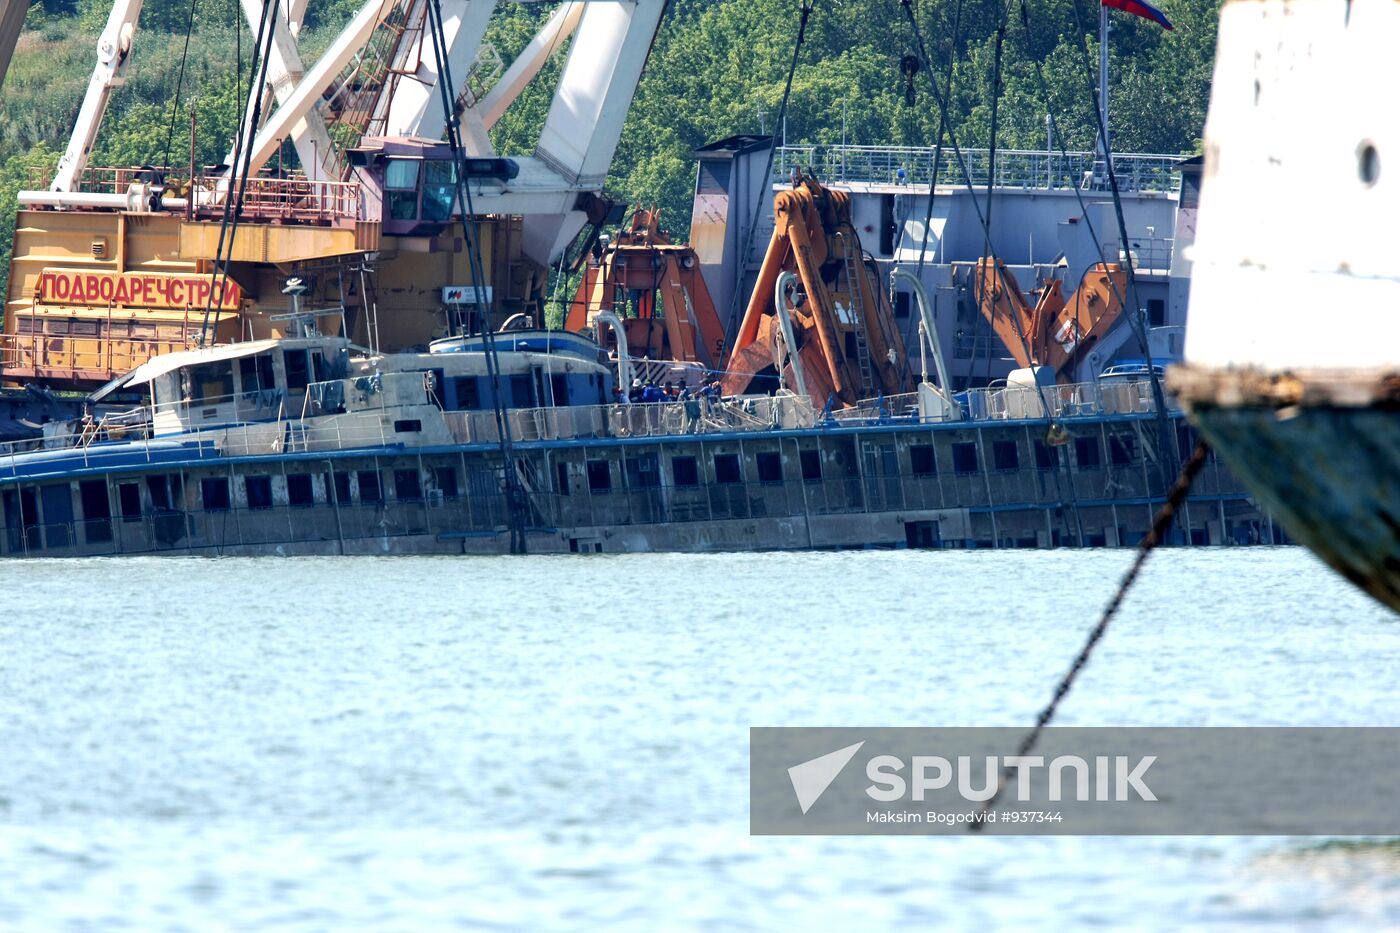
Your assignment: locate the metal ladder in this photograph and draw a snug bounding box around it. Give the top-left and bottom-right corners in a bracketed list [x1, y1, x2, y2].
[837, 233, 875, 394]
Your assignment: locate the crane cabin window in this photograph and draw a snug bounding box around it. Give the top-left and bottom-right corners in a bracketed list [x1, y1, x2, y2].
[385, 159, 421, 220]
[422, 162, 456, 222]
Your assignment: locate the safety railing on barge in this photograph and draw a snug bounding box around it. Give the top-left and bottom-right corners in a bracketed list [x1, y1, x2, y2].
[0, 375, 1177, 476]
[773, 145, 1186, 193]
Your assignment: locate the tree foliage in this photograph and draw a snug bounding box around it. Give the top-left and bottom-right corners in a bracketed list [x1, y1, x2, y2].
[1, 0, 1218, 278]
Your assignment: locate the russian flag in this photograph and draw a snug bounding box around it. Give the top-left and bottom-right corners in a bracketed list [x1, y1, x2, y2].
[1102, 0, 1173, 30]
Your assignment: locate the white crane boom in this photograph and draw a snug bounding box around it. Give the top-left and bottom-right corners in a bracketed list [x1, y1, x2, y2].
[51, 0, 144, 192]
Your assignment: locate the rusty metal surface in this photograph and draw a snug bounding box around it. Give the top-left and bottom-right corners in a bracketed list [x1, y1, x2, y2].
[1184, 394, 1400, 614]
[1169, 364, 1400, 410]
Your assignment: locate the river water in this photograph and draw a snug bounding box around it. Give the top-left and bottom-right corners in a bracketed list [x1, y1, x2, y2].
[0, 547, 1395, 930]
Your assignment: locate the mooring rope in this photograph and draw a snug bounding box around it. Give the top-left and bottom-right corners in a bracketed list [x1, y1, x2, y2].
[969, 438, 1212, 830]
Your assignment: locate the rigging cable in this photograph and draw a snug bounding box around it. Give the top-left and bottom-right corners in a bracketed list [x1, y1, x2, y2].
[720, 0, 814, 356]
[970, 440, 1210, 830]
[910, 0, 963, 283]
[1064, 0, 1179, 483]
[161, 0, 200, 172]
[424, 0, 528, 554]
[899, 0, 1086, 545]
[199, 0, 280, 346]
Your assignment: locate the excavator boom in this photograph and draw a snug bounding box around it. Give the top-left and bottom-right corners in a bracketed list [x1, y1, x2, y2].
[724, 175, 912, 407]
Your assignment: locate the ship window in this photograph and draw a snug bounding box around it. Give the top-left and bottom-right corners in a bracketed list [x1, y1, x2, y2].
[508, 374, 533, 407]
[1075, 436, 1102, 469]
[555, 461, 571, 496]
[755, 451, 783, 484]
[284, 350, 311, 391]
[358, 470, 383, 504]
[910, 444, 936, 476]
[326, 471, 352, 505]
[393, 419, 422, 433]
[434, 466, 459, 499]
[239, 353, 276, 393]
[71, 320, 98, 336]
[992, 440, 1020, 471]
[422, 161, 456, 223]
[190, 360, 234, 403]
[40, 484, 73, 548]
[79, 480, 112, 544]
[245, 475, 273, 510]
[952, 442, 979, 474]
[394, 469, 422, 502]
[1147, 299, 1166, 327]
[452, 377, 481, 410]
[696, 159, 731, 195]
[201, 477, 230, 512]
[118, 482, 141, 521]
[1110, 435, 1135, 466]
[550, 373, 569, 406]
[672, 456, 699, 487]
[287, 474, 314, 507]
[625, 453, 661, 488]
[1035, 441, 1057, 470]
[148, 475, 171, 510]
[714, 453, 742, 484]
[586, 459, 612, 493]
[800, 449, 823, 482]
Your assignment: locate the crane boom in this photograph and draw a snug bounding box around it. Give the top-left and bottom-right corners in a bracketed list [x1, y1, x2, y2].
[51, 0, 144, 192]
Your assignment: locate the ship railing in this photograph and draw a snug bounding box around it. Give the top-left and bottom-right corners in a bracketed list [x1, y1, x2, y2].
[831, 392, 925, 423]
[960, 379, 1175, 422]
[22, 165, 361, 225]
[773, 145, 1185, 193]
[0, 330, 198, 385]
[443, 394, 818, 444]
[1103, 235, 1176, 272]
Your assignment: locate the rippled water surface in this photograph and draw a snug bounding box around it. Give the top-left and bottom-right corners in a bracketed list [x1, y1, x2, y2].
[0, 547, 1396, 930]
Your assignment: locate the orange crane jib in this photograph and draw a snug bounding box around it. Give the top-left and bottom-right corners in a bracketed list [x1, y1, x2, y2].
[974, 257, 1129, 385]
[722, 177, 913, 408]
[566, 208, 727, 369]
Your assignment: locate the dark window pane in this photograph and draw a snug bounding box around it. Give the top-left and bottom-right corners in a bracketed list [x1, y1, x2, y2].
[1075, 436, 1102, 469]
[284, 350, 311, 391]
[672, 456, 699, 487]
[434, 466, 459, 499]
[755, 451, 783, 484]
[394, 469, 422, 501]
[555, 461, 570, 495]
[625, 454, 660, 488]
[910, 444, 936, 476]
[1109, 435, 1135, 466]
[714, 453, 742, 484]
[452, 377, 481, 410]
[245, 475, 273, 510]
[952, 442, 979, 474]
[326, 472, 352, 505]
[992, 440, 1019, 471]
[118, 482, 142, 521]
[358, 470, 383, 504]
[287, 474, 314, 507]
[586, 459, 611, 492]
[201, 477, 230, 512]
[799, 449, 822, 482]
[1034, 441, 1057, 470]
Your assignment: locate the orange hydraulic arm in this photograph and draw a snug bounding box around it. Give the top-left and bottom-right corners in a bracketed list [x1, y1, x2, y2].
[974, 258, 1129, 384]
[566, 208, 727, 368]
[724, 175, 913, 407]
